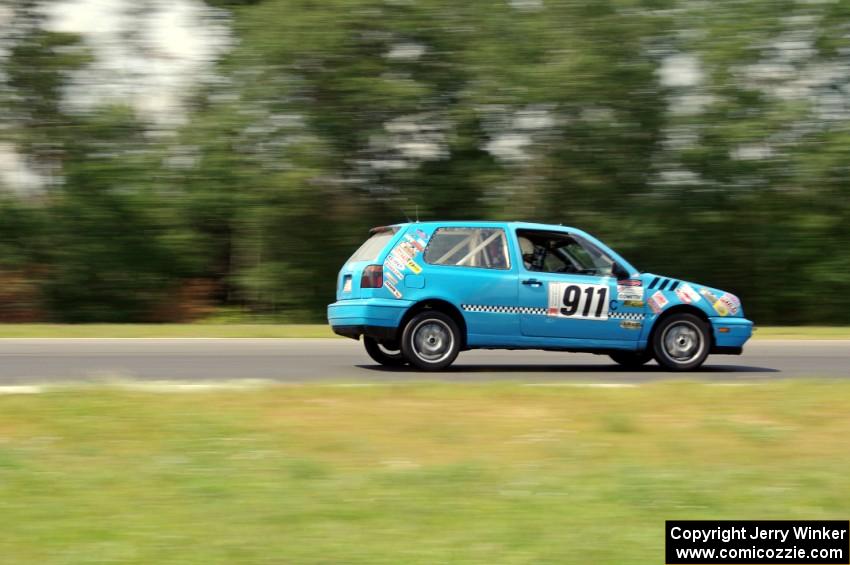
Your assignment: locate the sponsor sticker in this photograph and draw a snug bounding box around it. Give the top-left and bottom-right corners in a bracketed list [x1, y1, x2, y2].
[406, 259, 422, 274]
[391, 254, 410, 271]
[620, 320, 642, 330]
[624, 300, 645, 308]
[384, 280, 403, 299]
[719, 293, 739, 315]
[648, 290, 668, 314]
[617, 284, 644, 302]
[617, 279, 643, 287]
[700, 288, 731, 316]
[393, 245, 414, 261]
[386, 254, 405, 270]
[404, 241, 419, 255]
[405, 234, 424, 252]
[384, 260, 404, 280]
[415, 229, 427, 240]
[343, 278, 352, 292]
[699, 288, 719, 303]
[382, 231, 429, 294]
[675, 283, 701, 304]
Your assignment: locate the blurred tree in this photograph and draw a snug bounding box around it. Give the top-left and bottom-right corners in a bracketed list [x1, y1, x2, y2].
[0, 0, 849, 323]
[1, 6, 199, 321]
[1, 2, 90, 185]
[630, 0, 850, 323]
[42, 107, 200, 322]
[182, 0, 512, 315]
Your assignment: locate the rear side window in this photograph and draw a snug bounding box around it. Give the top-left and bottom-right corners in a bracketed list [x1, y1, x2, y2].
[424, 228, 510, 270]
[349, 231, 395, 262]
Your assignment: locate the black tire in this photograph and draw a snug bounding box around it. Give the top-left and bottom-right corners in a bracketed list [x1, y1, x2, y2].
[400, 310, 461, 371]
[609, 350, 652, 367]
[363, 336, 407, 367]
[651, 313, 711, 371]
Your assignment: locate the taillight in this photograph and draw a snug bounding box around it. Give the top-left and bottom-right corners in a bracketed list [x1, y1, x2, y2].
[361, 265, 383, 288]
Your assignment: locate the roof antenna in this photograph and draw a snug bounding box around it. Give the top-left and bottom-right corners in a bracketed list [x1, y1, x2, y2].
[401, 207, 411, 223]
[415, 205, 419, 223]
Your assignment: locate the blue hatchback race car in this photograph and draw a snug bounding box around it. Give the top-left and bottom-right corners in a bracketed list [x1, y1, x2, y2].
[328, 221, 753, 371]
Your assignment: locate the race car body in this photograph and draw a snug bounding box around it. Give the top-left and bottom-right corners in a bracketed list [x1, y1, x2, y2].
[328, 221, 753, 371]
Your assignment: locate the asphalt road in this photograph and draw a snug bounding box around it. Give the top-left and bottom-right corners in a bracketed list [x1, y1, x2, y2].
[0, 338, 848, 384]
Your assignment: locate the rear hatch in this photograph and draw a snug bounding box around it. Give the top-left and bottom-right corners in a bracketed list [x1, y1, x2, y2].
[336, 226, 402, 300]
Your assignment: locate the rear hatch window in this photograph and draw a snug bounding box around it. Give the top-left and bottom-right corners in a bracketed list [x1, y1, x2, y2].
[338, 228, 400, 300]
[349, 231, 396, 263]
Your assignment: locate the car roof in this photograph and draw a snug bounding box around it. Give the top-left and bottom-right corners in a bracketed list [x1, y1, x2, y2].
[385, 220, 639, 276]
[389, 220, 593, 238]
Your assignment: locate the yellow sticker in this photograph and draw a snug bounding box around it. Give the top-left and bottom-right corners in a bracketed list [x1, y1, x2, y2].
[406, 260, 422, 274]
[713, 300, 729, 316]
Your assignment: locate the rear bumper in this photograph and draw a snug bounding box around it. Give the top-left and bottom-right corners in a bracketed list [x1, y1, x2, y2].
[332, 325, 398, 341]
[327, 298, 412, 341]
[710, 316, 754, 353]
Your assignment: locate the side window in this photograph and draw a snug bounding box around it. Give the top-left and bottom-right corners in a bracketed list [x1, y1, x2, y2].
[424, 228, 510, 270]
[517, 229, 619, 277]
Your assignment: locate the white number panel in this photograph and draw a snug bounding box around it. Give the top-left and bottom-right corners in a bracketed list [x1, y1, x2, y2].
[547, 282, 609, 321]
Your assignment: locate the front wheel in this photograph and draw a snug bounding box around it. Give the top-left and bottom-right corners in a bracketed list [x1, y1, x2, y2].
[401, 310, 461, 371]
[652, 313, 710, 371]
[363, 336, 407, 367]
[609, 350, 652, 367]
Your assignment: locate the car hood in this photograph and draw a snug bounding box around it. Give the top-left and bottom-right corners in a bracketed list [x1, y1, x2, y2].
[637, 273, 744, 318]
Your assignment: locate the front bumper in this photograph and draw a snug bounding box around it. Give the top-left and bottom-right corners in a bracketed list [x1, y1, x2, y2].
[709, 316, 754, 354]
[327, 298, 412, 340]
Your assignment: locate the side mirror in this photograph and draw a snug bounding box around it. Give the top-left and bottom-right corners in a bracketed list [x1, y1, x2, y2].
[613, 263, 630, 280]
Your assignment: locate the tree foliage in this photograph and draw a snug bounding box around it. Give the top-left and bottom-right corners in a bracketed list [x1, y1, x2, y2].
[1, 0, 849, 323]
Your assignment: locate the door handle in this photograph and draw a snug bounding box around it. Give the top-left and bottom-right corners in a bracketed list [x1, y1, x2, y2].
[522, 279, 542, 287]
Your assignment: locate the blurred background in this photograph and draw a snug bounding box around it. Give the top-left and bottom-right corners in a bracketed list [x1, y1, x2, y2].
[1, 0, 849, 325]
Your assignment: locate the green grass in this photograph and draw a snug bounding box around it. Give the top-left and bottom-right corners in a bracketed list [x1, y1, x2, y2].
[0, 324, 336, 338]
[753, 326, 850, 339]
[0, 382, 848, 564]
[0, 323, 848, 339]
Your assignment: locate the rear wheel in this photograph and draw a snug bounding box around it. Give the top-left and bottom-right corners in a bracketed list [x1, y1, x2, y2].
[401, 310, 461, 371]
[652, 313, 710, 371]
[363, 336, 407, 367]
[609, 350, 652, 367]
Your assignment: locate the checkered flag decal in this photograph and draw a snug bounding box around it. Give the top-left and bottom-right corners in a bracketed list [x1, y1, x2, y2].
[462, 304, 547, 315]
[608, 311, 646, 320]
[462, 304, 646, 320]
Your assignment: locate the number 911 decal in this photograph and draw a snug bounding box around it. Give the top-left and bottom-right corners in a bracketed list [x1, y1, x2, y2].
[547, 282, 609, 321]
